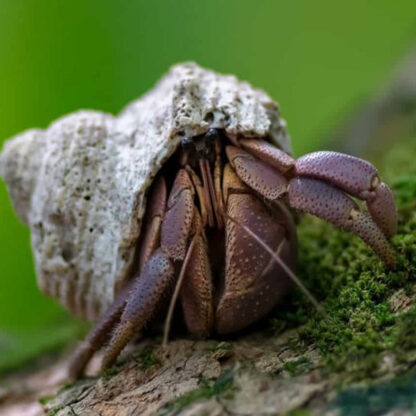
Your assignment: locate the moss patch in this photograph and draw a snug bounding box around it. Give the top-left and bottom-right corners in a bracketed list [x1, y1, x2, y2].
[272, 143, 416, 381]
[283, 357, 313, 376]
[136, 345, 160, 370]
[157, 367, 234, 415]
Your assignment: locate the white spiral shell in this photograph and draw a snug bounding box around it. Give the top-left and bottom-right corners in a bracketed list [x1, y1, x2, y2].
[0, 62, 291, 321]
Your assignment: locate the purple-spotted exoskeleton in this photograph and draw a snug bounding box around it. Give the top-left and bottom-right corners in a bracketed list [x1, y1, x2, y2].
[0, 63, 397, 379]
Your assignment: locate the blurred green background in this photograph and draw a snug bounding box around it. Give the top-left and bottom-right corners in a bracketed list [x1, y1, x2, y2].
[0, 0, 415, 371]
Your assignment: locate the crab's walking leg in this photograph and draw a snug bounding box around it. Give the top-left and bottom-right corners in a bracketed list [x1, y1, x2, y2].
[295, 151, 397, 237]
[180, 210, 214, 337]
[101, 169, 196, 370]
[67, 176, 168, 379]
[214, 138, 225, 228]
[288, 177, 395, 267]
[137, 176, 167, 274]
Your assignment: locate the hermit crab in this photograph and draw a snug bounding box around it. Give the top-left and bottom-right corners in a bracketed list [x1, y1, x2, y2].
[0, 63, 397, 379]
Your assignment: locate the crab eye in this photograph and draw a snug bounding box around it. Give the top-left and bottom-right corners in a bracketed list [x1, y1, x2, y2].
[181, 137, 192, 148]
[205, 128, 220, 141]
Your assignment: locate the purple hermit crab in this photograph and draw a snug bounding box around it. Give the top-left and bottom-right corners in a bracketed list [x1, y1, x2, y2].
[0, 63, 397, 378]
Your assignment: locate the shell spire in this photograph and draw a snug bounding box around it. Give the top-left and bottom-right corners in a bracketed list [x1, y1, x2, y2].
[0, 62, 290, 321]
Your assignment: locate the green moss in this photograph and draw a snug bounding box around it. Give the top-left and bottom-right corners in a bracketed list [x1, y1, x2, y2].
[136, 345, 160, 370]
[283, 357, 313, 376]
[38, 394, 56, 405]
[284, 410, 310, 416]
[102, 367, 119, 379]
[157, 367, 234, 415]
[272, 144, 416, 381]
[57, 382, 74, 393]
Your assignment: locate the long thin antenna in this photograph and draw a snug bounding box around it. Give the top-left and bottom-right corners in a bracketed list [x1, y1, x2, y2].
[225, 213, 326, 316]
[163, 234, 198, 348]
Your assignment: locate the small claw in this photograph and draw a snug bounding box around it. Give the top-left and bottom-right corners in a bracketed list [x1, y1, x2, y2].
[101, 249, 174, 370]
[225, 146, 288, 200]
[288, 177, 395, 267]
[366, 182, 397, 238]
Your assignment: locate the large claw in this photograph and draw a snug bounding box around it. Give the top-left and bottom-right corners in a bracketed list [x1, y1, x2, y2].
[216, 165, 296, 334]
[295, 151, 397, 238]
[288, 177, 395, 267]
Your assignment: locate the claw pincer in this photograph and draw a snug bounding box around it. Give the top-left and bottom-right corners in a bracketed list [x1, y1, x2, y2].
[289, 151, 397, 267]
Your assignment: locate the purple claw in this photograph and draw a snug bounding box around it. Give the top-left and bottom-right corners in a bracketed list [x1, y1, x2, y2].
[366, 182, 398, 238]
[295, 151, 397, 239]
[288, 177, 395, 267]
[295, 151, 378, 199]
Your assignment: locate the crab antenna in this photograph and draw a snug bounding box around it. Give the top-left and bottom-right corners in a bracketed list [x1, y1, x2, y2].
[163, 233, 199, 348]
[225, 213, 326, 317]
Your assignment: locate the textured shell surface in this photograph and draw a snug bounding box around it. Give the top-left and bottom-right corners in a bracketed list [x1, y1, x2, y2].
[0, 62, 291, 321]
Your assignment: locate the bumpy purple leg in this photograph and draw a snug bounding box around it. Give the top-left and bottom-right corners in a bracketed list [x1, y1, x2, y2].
[102, 249, 175, 369]
[295, 151, 397, 237]
[68, 176, 168, 379]
[288, 177, 395, 267]
[101, 169, 196, 370]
